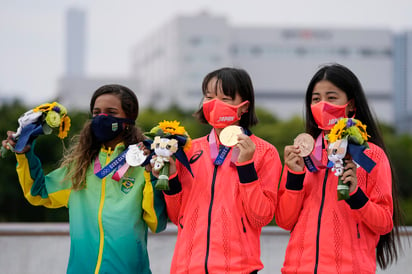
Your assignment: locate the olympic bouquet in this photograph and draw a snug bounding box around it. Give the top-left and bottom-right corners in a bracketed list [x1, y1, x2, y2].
[144, 120, 192, 190]
[326, 118, 375, 200]
[1, 102, 71, 157]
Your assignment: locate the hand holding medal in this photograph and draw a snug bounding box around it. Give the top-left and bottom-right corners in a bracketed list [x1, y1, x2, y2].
[95, 143, 149, 182]
[125, 144, 148, 167]
[293, 133, 315, 157]
[219, 125, 244, 147]
[286, 133, 315, 172]
[218, 125, 258, 164]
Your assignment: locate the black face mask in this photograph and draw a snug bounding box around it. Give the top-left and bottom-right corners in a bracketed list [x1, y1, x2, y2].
[91, 114, 134, 143]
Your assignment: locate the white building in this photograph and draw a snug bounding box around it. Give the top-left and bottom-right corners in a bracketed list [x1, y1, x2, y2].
[394, 31, 412, 133]
[131, 12, 394, 123]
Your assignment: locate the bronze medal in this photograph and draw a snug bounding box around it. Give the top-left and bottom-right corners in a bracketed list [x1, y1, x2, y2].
[294, 133, 315, 157]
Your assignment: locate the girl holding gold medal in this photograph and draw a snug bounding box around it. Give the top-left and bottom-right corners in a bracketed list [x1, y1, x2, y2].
[1, 84, 167, 274]
[276, 64, 403, 273]
[158, 67, 282, 273]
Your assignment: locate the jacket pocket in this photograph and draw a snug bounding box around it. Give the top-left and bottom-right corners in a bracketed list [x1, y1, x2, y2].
[240, 216, 253, 257]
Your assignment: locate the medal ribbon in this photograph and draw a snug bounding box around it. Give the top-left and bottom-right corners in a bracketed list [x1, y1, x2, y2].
[347, 143, 376, 173]
[214, 145, 231, 165]
[303, 133, 332, 172]
[94, 148, 130, 180]
[111, 162, 130, 181]
[209, 129, 240, 166]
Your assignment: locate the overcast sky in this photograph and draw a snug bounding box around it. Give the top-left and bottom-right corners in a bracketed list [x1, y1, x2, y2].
[1, 0, 412, 105]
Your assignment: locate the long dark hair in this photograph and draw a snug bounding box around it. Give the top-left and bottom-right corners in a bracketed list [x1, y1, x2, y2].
[193, 67, 259, 129]
[305, 63, 403, 269]
[61, 84, 144, 190]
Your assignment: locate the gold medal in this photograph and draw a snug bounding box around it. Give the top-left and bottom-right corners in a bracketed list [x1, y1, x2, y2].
[219, 125, 243, 147]
[294, 133, 315, 157]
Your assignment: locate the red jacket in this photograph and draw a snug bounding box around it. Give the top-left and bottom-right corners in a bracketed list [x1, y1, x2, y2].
[164, 132, 281, 273]
[276, 142, 393, 274]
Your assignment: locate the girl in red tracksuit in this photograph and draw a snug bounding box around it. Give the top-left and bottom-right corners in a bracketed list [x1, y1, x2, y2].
[276, 63, 403, 273]
[161, 67, 282, 273]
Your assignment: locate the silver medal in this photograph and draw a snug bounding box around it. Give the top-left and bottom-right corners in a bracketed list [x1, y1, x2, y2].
[126, 144, 147, 166]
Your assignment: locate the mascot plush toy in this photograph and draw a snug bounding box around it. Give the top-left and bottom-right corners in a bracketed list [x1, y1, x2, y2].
[326, 118, 375, 200]
[151, 136, 179, 186]
[144, 120, 192, 190]
[327, 138, 348, 177]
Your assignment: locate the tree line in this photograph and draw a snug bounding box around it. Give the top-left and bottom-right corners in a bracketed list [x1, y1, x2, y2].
[0, 100, 411, 224]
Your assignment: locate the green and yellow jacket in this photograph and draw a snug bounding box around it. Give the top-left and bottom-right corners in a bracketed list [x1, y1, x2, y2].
[15, 143, 167, 274]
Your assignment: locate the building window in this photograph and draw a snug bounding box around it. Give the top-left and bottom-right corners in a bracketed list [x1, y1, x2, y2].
[188, 37, 201, 47]
[251, 46, 262, 56]
[337, 48, 349, 56]
[383, 48, 392, 57]
[295, 47, 307, 55]
[359, 48, 375, 57]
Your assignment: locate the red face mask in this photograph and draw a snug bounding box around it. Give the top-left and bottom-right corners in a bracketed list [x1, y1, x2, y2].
[311, 101, 349, 130]
[203, 98, 249, 128]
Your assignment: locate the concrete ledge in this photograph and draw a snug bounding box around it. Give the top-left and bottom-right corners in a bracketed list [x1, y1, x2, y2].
[0, 222, 295, 235]
[1, 222, 411, 236]
[0, 223, 70, 236]
[0, 223, 411, 274]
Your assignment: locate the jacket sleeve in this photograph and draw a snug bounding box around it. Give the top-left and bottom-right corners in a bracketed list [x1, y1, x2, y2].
[237, 143, 282, 228]
[275, 167, 306, 230]
[162, 172, 183, 225]
[142, 171, 168, 233]
[15, 143, 71, 208]
[346, 144, 393, 235]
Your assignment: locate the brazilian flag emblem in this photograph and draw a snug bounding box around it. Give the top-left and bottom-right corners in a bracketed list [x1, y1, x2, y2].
[121, 177, 135, 194]
[112, 122, 119, 132]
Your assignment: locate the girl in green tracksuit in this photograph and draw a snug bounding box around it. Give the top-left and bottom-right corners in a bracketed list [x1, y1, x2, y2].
[2, 84, 167, 274]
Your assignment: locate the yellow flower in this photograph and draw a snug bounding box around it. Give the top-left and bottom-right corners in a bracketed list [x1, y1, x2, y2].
[183, 136, 192, 152]
[355, 120, 369, 141]
[58, 115, 71, 139]
[29, 101, 71, 139]
[33, 102, 57, 113]
[327, 118, 370, 145]
[154, 120, 192, 151]
[328, 118, 347, 143]
[158, 120, 187, 135]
